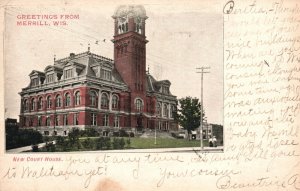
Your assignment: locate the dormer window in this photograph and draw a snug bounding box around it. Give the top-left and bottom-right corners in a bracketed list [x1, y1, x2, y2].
[31, 78, 39, 87]
[102, 69, 111, 80]
[64, 69, 73, 79]
[162, 86, 169, 94]
[46, 74, 54, 83]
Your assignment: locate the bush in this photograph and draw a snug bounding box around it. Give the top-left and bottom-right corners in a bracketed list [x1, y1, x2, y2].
[80, 128, 100, 137]
[96, 137, 111, 150]
[45, 142, 56, 152]
[83, 138, 94, 149]
[112, 138, 125, 149]
[6, 129, 43, 150]
[103, 137, 111, 149]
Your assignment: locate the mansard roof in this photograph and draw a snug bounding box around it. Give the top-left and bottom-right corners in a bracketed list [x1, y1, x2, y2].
[146, 73, 174, 96]
[44, 65, 63, 72]
[29, 70, 45, 77]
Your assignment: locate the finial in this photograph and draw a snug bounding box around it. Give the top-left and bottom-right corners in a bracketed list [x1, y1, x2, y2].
[147, 65, 150, 74]
[88, 43, 90, 52]
[54, 54, 56, 61]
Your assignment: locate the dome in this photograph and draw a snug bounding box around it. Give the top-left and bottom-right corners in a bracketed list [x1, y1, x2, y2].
[113, 5, 147, 19]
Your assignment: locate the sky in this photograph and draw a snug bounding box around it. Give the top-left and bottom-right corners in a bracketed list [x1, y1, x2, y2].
[4, 0, 223, 125]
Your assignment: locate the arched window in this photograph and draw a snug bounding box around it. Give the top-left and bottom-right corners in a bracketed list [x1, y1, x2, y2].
[90, 91, 97, 106]
[65, 93, 71, 107]
[101, 93, 109, 109]
[46, 116, 51, 126]
[24, 99, 28, 111]
[75, 91, 80, 106]
[56, 95, 61, 107]
[156, 103, 161, 116]
[47, 96, 52, 109]
[163, 104, 168, 117]
[135, 99, 143, 112]
[31, 98, 35, 111]
[112, 95, 119, 109]
[38, 97, 43, 110]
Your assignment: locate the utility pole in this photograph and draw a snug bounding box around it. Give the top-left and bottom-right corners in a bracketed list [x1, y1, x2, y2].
[196, 67, 210, 150]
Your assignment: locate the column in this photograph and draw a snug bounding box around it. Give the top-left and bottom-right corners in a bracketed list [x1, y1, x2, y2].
[98, 89, 102, 109]
[168, 103, 171, 119]
[109, 92, 112, 111]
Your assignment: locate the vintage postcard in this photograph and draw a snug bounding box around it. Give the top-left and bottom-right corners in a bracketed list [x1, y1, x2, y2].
[0, 0, 299, 190]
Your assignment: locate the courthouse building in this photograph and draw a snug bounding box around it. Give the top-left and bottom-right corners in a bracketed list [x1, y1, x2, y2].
[19, 5, 178, 136]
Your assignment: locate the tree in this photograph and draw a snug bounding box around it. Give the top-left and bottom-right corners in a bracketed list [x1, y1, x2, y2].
[175, 97, 204, 140]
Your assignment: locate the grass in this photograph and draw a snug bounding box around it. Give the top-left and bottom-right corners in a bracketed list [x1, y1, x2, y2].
[38, 137, 209, 152]
[128, 138, 208, 149]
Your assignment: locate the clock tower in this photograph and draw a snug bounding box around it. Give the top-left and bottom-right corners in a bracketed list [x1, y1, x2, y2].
[112, 5, 148, 95]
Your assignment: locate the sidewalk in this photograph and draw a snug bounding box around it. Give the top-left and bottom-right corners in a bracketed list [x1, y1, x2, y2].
[87, 146, 224, 153]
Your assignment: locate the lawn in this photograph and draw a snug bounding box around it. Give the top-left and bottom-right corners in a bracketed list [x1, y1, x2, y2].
[128, 137, 208, 149]
[38, 137, 209, 152]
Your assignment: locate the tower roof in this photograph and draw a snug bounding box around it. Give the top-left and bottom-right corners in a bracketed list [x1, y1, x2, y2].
[112, 5, 147, 19]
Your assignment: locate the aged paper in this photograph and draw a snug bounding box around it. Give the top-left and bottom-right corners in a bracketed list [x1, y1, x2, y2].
[0, 0, 300, 190]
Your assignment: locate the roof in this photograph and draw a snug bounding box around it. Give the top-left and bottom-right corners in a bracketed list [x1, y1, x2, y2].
[146, 73, 174, 96]
[113, 5, 147, 19]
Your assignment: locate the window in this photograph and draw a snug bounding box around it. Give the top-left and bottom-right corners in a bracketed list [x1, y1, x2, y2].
[101, 93, 109, 109]
[163, 104, 169, 117]
[90, 91, 97, 106]
[135, 99, 143, 112]
[46, 116, 51, 126]
[44, 131, 49, 136]
[55, 116, 59, 126]
[38, 116, 42, 126]
[63, 114, 68, 126]
[47, 96, 52, 109]
[164, 121, 169, 131]
[46, 74, 54, 83]
[103, 114, 109, 126]
[114, 116, 119, 127]
[156, 103, 161, 116]
[23, 99, 28, 111]
[31, 98, 35, 111]
[112, 95, 118, 109]
[31, 78, 39, 87]
[162, 86, 169, 94]
[170, 105, 176, 118]
[75, 91, 80, 106]
[102, 70, 111, 80]
[65, 93, 71, 107]
[64, 69, 73, 79]
[91, 113, 97, 126]
[56, 95, 62, 107]
[38, 97, 43, 110]
[73, 113, 79, 125]
[29, 117, 33, 126]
